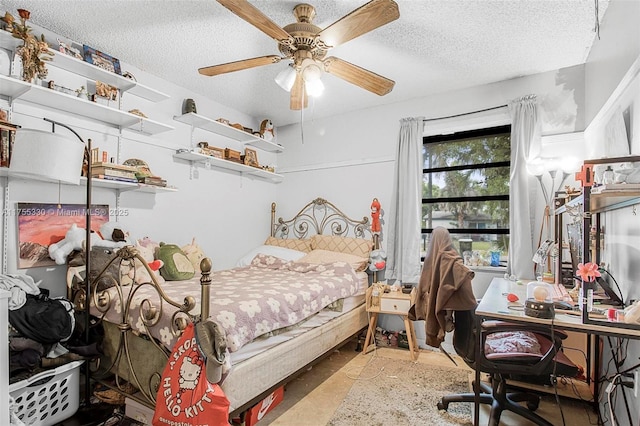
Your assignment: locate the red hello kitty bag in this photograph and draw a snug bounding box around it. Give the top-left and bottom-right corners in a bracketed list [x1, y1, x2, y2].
[153, 322, 230, 425]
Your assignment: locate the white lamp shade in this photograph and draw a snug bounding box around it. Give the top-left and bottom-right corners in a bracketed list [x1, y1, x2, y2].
[305, 78, 325, 97]
[10, 129, 85, 185]
[275, 66, 296, 92]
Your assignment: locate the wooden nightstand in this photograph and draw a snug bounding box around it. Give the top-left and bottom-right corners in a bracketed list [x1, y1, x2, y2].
[362, 285, 419, 360]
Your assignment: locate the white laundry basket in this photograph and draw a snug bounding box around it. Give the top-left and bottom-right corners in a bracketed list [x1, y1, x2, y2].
[9, 360, 84, 426]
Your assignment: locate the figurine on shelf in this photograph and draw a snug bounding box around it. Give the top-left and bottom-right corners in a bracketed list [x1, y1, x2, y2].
[2, 9, 53, 82]
[259, 119, 275, 142]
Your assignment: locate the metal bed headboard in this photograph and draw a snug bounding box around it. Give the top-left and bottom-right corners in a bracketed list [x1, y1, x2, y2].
[271, 197, 372, 240]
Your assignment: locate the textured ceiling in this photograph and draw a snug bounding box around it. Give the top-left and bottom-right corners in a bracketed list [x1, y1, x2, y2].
[0, 0, 608, 126]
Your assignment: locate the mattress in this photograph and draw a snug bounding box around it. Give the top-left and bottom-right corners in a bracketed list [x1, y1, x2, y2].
[222, 302, 368, 412]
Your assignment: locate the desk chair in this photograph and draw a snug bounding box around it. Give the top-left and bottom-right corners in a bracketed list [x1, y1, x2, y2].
[437, 310, 579, 426]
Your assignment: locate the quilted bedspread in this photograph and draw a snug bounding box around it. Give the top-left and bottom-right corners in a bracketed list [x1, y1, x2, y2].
[90, 254, 360, 351]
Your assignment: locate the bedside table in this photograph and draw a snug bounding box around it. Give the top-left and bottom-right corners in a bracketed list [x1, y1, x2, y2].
[362, 285, 419, 360]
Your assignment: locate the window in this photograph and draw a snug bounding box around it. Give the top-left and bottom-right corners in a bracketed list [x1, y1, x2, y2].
[421, 125, 510, 264]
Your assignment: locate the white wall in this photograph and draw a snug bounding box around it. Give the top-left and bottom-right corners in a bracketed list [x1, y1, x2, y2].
[582, 2, 640, 423]
[3, 51, 279, 297]
[275, 64, 586, 346]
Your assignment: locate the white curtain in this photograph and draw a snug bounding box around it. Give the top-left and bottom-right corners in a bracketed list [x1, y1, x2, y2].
[386, 117, 424, 284]
[508, 95, 541, 279]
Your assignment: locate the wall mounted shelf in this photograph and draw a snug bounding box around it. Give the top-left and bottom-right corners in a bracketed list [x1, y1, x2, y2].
[0, 30, 170, 103]
[0, 169, 177, 192]
[48, 48, 169, 102]
[0, 75, 174, 135]
[174, 113, 284, 153]
[173, 150, 283, 183]
[81, 177, 177, 192]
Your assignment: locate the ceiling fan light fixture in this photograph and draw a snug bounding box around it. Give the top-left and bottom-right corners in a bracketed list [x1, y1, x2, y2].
[300, 59, 322, 82]
[305, 78, 324, 97]
[275, 65, 297, 92]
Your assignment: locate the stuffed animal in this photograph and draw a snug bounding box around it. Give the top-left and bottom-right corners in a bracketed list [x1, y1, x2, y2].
[259, 119, 275, 142]
[368, 249, 387, 272]
[124, 240, 164, 285]
[98, 222, 131, 246]
[157, 242, 195, 281]
[49, 224, 103, 265]
[181, 238, 206, 273]
[371, 198, 382, 234]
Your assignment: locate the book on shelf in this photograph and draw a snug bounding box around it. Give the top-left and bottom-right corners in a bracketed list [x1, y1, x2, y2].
[91, 162, 138, 172]
[92, 174, 139, 183]
[138, 176, 167, 186]
[0, 122, 17, 168]
[92, 167, 137, 179]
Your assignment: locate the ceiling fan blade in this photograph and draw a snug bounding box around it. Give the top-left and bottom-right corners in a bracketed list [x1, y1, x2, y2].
[290, 73, 308, 110]
[198, 55, 281, 76]
[217, 0, 294, 46]
[317, 0, 400, 48]
[323, 57, 394, 96]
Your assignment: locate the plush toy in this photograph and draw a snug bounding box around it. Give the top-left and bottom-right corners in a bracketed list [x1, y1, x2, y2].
[259, 119, 275, 142]
[48, 224, 103, 265]
[124, 240, 165, 285]
[181, 238, 206, 273]
[98, 222, 131, 247]
[157, 242, 195, 281]
[368, 249, 387, 272]
[138, 236, 160, 253]
[371, 198, 382, 234]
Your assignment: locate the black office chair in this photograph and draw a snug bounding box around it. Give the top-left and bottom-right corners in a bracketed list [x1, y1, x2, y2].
[437, 309, 580, 426]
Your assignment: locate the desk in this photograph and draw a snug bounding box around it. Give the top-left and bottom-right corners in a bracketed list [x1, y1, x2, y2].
[473, 278, 640, 426]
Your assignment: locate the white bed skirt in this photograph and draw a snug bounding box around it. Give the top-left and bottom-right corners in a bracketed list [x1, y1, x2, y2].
[222, 303, 368, 412]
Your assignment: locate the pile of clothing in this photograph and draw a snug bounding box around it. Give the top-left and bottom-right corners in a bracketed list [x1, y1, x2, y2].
[3, 273, 97, 381]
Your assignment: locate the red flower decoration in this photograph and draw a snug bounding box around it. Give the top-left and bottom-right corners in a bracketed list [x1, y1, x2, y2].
[577, 262, 601, 282]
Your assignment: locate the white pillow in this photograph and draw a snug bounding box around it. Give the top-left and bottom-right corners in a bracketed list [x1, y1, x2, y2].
[295, 249, 369, 272]
[236, 245, 307, 267]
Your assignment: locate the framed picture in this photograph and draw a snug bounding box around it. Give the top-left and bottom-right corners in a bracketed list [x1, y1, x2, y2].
[16, 202, 109, 268]
[244, 147, 259, 168]
[83, 44, 122, 75]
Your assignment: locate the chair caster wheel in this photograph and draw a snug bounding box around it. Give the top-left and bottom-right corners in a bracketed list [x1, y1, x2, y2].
[527, 400, 540, 411]
[437, 401, 447, 410]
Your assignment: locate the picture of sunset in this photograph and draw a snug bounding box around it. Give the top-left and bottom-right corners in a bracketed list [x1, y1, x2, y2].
[17, 203, 109, 268]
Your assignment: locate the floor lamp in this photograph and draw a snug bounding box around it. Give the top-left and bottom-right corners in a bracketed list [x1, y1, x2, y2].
[10, 120, 93, 405]
[527, 156, 580, 279]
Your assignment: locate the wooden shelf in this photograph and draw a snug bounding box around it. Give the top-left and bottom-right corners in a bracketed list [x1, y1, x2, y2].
[173, 150, 283, 183]
[590, 188, 640, 213]
[555, 188, 640, 215]
[0, 76, 174, 135]
[173, 113, 284, 153]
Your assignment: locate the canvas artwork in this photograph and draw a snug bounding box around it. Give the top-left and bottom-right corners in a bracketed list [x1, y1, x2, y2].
[17, 202, 109, 268]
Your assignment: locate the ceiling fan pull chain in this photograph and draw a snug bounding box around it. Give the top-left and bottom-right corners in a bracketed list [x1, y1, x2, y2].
[300, 106, 305, 145]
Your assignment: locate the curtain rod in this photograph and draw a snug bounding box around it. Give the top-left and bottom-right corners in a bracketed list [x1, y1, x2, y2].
[423, 104, 508, 122]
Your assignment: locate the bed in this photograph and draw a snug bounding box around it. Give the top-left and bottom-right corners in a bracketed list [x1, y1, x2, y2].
[73, 198, 375, 418]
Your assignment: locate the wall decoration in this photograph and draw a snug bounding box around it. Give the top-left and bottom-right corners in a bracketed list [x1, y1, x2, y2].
[82, 44, 122, 75]
[16, 202, 109, 268]
[57, 38, 83, 59]
[243, 147, 259, 168]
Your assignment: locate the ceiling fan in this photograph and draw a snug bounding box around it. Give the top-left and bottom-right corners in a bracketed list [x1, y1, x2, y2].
[199, 0, 400, 110]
